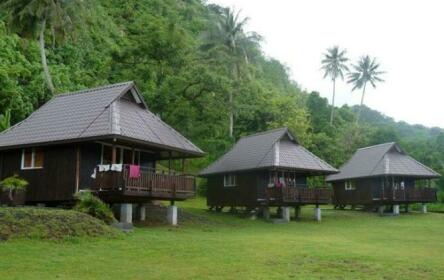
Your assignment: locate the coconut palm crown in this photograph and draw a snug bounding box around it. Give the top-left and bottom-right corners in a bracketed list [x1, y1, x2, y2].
[348, 55, 385, 123]
[321, 46, 349, 125]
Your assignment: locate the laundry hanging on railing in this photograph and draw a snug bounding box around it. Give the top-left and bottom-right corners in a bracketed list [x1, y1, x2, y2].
[91, 168, 97, 179]
[98, 164, 110, 172]
[110, 164, 123, 172]
[129, 165, 141, 178]
[92, 164, 121, 178]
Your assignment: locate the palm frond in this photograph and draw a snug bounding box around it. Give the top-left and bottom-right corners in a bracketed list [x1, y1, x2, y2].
[347, 55, 384, 91]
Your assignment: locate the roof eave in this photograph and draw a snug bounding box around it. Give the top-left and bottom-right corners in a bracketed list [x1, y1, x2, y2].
[0, 134, 206, 158]
[326, 173, 441, 182]
[112, 134, 205, 157]
[199, 165, 338, 177]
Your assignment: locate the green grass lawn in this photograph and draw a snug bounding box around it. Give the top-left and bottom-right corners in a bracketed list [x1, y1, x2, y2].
[1, 198, 444, 280]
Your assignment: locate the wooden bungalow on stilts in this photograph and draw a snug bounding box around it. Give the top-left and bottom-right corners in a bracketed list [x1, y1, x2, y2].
[0, 81, 204, 227]
[199, 128, 338, 222]
[326, 142, 440, 215]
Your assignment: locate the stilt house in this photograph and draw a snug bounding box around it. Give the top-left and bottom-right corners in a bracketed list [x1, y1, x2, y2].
[326, 142, 439, 214]
[0, 81, 204, 225]
[199, 128, 338, 221]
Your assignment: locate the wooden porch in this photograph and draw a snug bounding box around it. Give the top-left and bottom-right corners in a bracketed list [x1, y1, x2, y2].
[266, 186, 332, 205]
[91, 165, 196, 202]
[376, 188, 437, 203]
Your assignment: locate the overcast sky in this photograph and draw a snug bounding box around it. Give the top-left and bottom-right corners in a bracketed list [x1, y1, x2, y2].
[209, 0, 444, 128]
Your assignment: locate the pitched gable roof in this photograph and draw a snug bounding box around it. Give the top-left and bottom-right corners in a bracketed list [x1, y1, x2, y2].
[0, 81, 204, 156]
[199, 128, 337, 176]
[326, 142, 440, 181]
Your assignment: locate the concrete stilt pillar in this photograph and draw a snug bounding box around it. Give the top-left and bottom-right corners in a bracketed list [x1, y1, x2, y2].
[281, 207, 290, 222]
[120, 203, 133, 224]
[314, 206, 321, 222]
[249, 209, 257, 220]
[262, 207, 270, 220]
[139, 204, 146, 221]
[421, 203, 427, 214]
[378, 205, 385, 216]
[393, 204, 400, 215]
[294, 206, 301, 220]
[167, 205, 178, 226]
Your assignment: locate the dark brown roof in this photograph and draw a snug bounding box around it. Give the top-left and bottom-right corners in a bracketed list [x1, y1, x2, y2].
[0, 81, 204, 156]
[200, 128, 338, 176]
[326, 142, 440, 181]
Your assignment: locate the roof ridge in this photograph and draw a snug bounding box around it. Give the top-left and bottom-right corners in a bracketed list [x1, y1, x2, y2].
[369, 153, 388, 176]
[255, 139, 279, 168]
[55, 81, 134, 98]
[147, 110, 202, 152]
[134, 109, 166, 145]
[201, 129, 283, 175]
[298, 145, 337, 172]
[254, 128, 291, 168]
[358, 142, 396, 151]
[113, 85, 201, 153]
[240, 127, 287, 139]
[77, 106, 110, 138]
[366, 143, 396, 176]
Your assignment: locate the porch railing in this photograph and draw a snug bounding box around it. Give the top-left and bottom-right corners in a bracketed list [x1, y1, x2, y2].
[267, 186, 332, 204]
[382, 188, 436, 202]
[92, 165, 195, 198]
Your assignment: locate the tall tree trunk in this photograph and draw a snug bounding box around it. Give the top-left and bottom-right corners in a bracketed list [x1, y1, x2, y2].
[228, 62, 238, 138]
[329, 78, 336, 126]
[356, 82, 367, 124]
[229, 91, 233, 138]
[8, 189, 13, 202]
[39, 19, 56, 95]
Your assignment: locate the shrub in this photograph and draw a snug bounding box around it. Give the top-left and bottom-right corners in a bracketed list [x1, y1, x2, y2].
[74, 192, 116, 225]
[0, 175, 28, 204]
[0, 207, 118, 241]
[196, 179, 207, 197]
[438, 190, 444, 203]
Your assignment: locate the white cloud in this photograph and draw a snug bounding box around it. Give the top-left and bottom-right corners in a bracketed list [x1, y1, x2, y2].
[209, 0, 444, 128]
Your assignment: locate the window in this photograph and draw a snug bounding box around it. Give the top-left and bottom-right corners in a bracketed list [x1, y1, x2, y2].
[224, 174, 237, 187]
[21, 148, 44, 169]
[345, 181, 356, 191]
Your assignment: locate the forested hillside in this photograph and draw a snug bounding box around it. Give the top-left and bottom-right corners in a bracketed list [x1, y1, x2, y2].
[0, 0, 443, 190]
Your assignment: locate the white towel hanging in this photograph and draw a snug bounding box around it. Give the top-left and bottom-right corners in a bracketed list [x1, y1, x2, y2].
[91, 168, 97, 179]
[111, 164, 123, 172]
[98, 164, 110, 172]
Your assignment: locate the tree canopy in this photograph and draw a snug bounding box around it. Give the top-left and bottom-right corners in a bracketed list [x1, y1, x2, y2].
[0, 0, 442, 193]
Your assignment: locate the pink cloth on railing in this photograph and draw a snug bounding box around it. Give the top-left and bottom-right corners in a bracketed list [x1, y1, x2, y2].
[129, 165, 141, 178]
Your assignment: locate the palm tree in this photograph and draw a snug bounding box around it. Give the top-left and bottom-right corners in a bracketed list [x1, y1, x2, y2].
[1, 0, 85, 95]
[348, 55, 384, 123]
[205, 7, 261, 138]
[321, 46, 349, 125]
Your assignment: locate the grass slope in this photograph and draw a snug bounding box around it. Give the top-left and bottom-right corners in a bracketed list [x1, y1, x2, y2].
[0, 207, 118, 241]
[0, 198, 443, 279]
